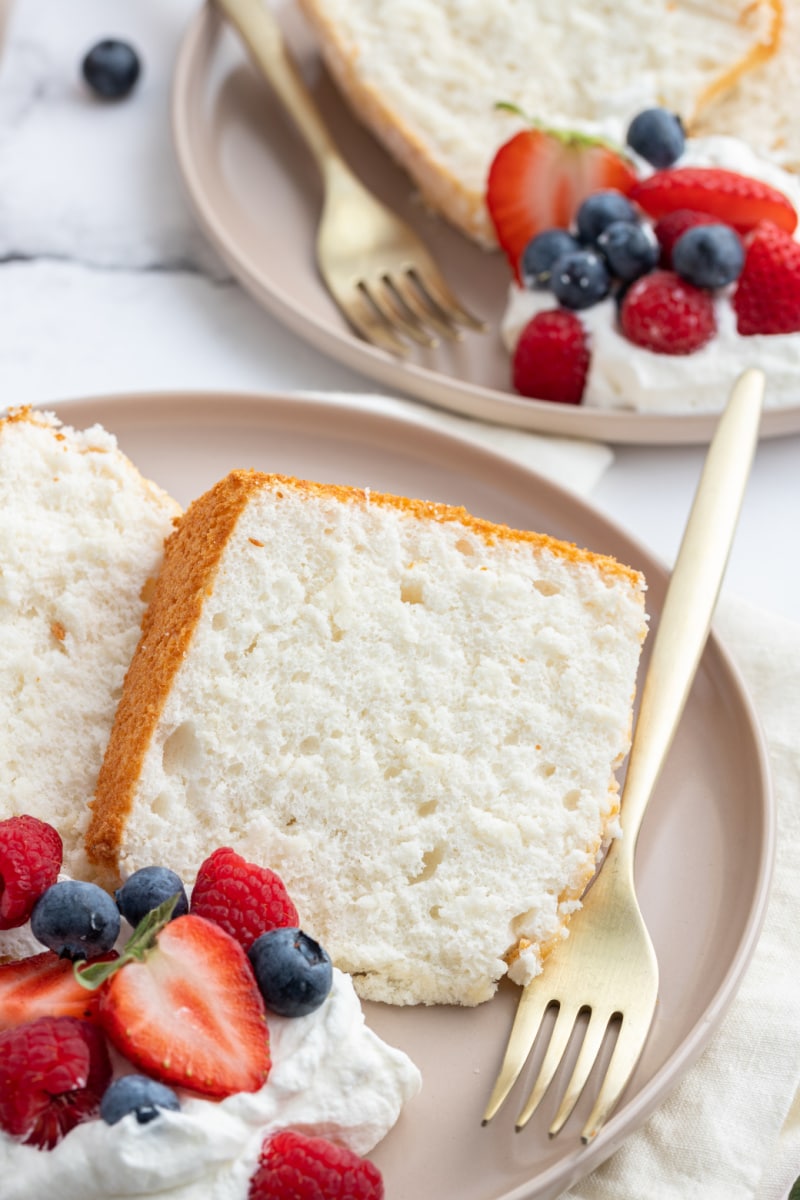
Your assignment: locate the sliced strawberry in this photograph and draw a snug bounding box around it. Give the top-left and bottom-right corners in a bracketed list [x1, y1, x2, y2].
[0, 950, 116, 1030]
[97, 913, 270, 1098]
[733, 220, 800, 335]
[631, 168, 797, 237]
[487, 128, 637, 282]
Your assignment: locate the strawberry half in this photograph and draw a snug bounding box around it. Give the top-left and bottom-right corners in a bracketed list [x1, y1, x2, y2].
[0, 950, 116, 1030]
[733, 221, 800, 335]
[631, 168, 798, 237]
[79, 905, 271, 1098]
[487, 128, 637, 282]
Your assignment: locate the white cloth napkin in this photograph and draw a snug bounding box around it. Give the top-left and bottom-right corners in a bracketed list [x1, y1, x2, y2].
[565, 595, 800, 1200]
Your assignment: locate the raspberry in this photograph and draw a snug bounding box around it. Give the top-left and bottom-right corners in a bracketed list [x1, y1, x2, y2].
[248, 1130, 384, 1200]
[512, 309, 590, 404]
[0, 815, 62, 930]
[619, 270, 716, 355]
[190, 847, 299, 952]
[0, 1016, 111, 1148]
[654, 209, 717, 267]
[733, 220, 800, 335]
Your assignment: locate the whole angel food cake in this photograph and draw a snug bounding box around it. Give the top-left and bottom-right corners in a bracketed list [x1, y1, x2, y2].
[297, 0, 782, 245]
[0, 816, 420, 1200]
[0, 408, 180, 881]
[87, 470, 647, 1007]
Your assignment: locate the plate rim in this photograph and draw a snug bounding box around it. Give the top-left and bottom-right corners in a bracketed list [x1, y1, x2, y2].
[43, 387, 775, 1197]
[170, 3, 800, 448]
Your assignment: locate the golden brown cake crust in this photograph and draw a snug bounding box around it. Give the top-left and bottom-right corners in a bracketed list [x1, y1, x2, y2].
[86, 470, 643, 875]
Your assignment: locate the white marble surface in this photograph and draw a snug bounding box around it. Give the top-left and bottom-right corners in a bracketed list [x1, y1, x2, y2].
[0, 0, 796, 621]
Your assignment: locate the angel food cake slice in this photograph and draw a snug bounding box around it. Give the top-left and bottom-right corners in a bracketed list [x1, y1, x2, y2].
[87, 472, 646, 1006]
[0, 409, 180, 884]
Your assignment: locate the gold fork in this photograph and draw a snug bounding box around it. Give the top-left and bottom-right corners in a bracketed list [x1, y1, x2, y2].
[213, 0, 485, 355]
[483, 367, 765, 1143]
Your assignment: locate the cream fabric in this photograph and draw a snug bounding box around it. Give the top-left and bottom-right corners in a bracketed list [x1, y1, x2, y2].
[566, 596, 800, 1200]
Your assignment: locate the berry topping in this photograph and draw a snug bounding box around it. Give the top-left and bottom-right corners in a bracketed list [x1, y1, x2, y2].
[248, 928, 333, 1018]
[631, 167, 798, 236]
[654, 209, 718, 267]
[31, 879, 121, 961]
[81, 39, 141, 100]
[619, 270, 717, 355]
[672, 223, 744, 289]
[0, 950, 115, 1029]
[0, 814, 62, 930]
[191, 847, 299, 953]
[521, 229, 580, 287]
[512, 309, 590, 404]
[549, 248, 610, 310]
[248, 1130, 383, 1200]
[596, 220, 659, 283]
[575, 190, 638, 244]
[733, 221, 800, 336]
[626, 107, 685, 169]
[100, 1074, 181, 1126]
[84, 910, 270, 1098]
[487, 127, 637, 281]
[115, 866, 189, 928]
[0, 1016, 111, 1149]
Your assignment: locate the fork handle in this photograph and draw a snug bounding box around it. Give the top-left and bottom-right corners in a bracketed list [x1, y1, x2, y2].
[213, 0, 342, 172]
[616, 368, 764, 866]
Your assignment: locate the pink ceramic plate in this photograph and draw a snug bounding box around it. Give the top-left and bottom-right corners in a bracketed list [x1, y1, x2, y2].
[171, 2, 800, 446]
[51, 389, 773, 1199]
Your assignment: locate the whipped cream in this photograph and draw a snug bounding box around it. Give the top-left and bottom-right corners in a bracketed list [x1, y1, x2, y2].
[501, 135, 800, 414]
[0, 965, 421, 1200]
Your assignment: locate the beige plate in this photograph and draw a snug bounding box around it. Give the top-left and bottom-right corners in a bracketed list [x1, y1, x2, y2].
[171, 1, 800, 447]
[52, 389, 773, 1199]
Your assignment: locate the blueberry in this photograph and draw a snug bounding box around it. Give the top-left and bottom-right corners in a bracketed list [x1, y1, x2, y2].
[576, 191, 638, 244]
[100, 1075, 180, 1126]
[521, 229, 581, 287]
[82, 39, 141, 101]
[248, 928, 333, 1018]
[115, 867, 189, 928]
[549, 249, 611, 310]
[596, 220, 659, 284]
[626, 108, 685, 169]
[672, 223, 745, 289]
[31, 880, 120, 961]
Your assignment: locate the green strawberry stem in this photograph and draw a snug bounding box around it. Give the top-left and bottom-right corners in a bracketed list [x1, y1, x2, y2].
[493, 101, 628, 157]
[74, 893, 181, 991]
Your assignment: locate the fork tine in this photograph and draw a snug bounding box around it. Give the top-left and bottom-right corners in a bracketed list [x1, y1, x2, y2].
[481, 986, 554, 1125]
[409, 267, 487, 332]
[547, 1009, 615, 1136]
[335, 288, 411, 357]
[388, 273, 463, 342]
[360, 281, 439, 349]
[580, 1004, 656, 1143]
[515, 1002, 584, 1131]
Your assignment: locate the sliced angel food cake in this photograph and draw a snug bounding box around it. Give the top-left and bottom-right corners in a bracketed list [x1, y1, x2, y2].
[0, 408, 180, 881]
[87, 471, 646, 1005]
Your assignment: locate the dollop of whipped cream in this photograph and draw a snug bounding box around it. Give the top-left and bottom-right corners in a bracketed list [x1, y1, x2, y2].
[501, 135, 800, 414]
[0, 938, 421, 1200]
